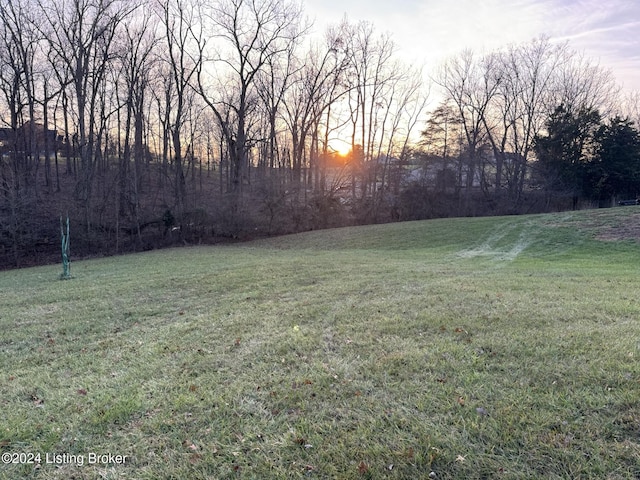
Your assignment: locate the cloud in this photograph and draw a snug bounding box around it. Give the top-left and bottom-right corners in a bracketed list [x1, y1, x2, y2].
[302, 0, 640, 91]
[544, 0, 640, 90]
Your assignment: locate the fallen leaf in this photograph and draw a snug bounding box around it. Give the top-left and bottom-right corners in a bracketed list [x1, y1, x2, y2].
[358, 460, 369, 475]
[457, 396, 465, 406]
[77, 389, 87, 395]
[182, 440, 198, 450]
[189, 385, 198, 392]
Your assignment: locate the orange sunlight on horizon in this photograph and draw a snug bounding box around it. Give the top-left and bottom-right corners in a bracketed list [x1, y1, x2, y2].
[330, 139, 351, 157]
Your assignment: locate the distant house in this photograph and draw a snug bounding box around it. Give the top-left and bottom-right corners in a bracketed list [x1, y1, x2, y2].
[418, 156, 483, 191]
[0, 121, 61, 156]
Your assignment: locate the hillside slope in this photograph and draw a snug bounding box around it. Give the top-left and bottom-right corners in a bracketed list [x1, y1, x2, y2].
[0, 207, 639, 479]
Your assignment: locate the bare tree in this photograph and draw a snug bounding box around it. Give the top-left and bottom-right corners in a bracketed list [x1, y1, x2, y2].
[340, 20, 397, 200]
[254, 26, 300, 178]
[0, 0, 47, 266]
[552, 48, 619, 118]
[435, 49, 494, 203]
[621, 90, 640, 127]
[501, 38, 564, 199]
[434, 37, 620, 210]
[497, 39, 618, 200]
[113, 8, 158, 248]
[375, 66, 429, 202]
[0, 0, 43, 190]
[154, 0, 202, 217]
[197, 0, 306, 194]
[38, 0, 134, 231]
[281, 30, 351, 194]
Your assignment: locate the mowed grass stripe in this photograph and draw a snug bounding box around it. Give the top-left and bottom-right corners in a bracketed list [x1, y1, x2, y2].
[1, 208, 639, 479]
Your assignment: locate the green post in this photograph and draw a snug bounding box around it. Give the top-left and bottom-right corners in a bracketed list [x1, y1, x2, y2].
[60, 215, 72, 280]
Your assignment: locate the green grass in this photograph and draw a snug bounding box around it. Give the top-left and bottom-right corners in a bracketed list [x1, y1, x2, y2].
[1, 207, 639, 479]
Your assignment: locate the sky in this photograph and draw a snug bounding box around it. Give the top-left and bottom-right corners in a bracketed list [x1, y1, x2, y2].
[303, 0, 640, 94]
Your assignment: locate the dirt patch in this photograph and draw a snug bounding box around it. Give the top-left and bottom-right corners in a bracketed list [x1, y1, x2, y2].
[595, 214, 640, 241]
[544, 209, 640, 242]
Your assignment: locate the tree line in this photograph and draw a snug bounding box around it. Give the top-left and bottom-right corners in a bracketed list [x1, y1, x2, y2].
[536, 106, 640, 207]
[0, 0, 638, 268]
[418, 40, 639, 217]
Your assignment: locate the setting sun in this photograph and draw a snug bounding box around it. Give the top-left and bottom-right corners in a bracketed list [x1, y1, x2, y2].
[331, 139, 351, 157]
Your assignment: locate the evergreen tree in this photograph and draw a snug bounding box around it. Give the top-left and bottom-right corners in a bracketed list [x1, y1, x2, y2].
[586, 117, 640, 201]
[534, 105, 601, 203]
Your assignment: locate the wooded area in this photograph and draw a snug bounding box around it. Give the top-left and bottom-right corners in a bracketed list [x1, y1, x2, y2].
[1, 0, 639, 269]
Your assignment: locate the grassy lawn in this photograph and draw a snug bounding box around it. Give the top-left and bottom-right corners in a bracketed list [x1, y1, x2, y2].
[1, 207, 639, 479]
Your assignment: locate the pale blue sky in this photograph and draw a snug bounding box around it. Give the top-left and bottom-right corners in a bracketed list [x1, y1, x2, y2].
[303, 0, 640, 92]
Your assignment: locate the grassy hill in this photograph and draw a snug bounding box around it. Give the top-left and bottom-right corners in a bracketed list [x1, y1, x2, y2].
[1, 207, 639, 479]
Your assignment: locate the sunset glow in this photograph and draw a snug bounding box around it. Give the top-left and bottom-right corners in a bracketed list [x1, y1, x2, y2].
[335, 145, 351, 157]
[331, 139, 351, 157]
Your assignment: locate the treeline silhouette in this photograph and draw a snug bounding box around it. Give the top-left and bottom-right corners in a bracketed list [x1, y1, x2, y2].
[1, 0, 638, 269]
